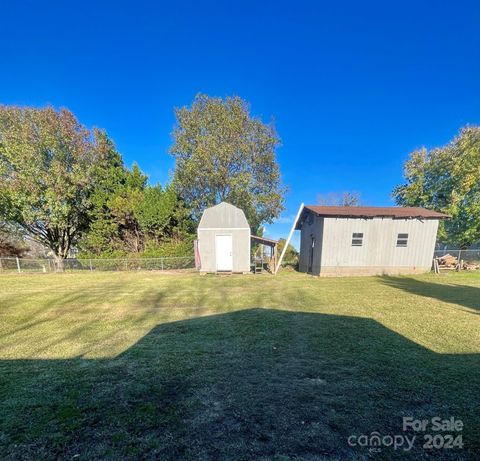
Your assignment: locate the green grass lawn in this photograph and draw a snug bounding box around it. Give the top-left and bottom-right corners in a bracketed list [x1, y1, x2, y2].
[0, 270, 479, 460]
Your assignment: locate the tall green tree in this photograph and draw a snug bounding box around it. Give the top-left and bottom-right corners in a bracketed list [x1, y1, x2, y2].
[81, 155, 149, 255]
[135, 185, 193, 242]
[170, 93, 286, 231]
[393, 126, 480, 247]
[81, 161, 193, 256]
[80, 130, 130, 255]
[0, 106, 106, 269]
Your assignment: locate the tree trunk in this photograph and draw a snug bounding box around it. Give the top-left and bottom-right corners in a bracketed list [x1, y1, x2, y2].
[54, 255, 65, 272]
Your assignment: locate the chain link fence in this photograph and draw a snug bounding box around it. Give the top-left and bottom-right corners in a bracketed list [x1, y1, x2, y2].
[0, 256, 196, 273]
[2, 252, 478, 274]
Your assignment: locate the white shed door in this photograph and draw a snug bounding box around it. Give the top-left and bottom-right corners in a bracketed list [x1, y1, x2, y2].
[216, 235, 233, 271]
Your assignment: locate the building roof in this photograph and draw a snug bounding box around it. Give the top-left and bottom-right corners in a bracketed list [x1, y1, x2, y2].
[251, 235, 278, 247]
[198, 202, 250, 229]
[295, 205, 448, 228]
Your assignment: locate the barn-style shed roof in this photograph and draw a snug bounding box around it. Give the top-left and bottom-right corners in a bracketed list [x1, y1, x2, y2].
[198, 202, 250, 229]
[296, 206, 448, 229]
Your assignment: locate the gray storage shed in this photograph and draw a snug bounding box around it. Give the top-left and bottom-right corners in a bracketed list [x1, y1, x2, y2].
[197, 202, 251, 273]
[296, 206, 448, 276]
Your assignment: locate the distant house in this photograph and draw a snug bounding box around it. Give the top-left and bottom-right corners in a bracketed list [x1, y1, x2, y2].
[197, 202, 251, 273]
[295, 206, 448, 276]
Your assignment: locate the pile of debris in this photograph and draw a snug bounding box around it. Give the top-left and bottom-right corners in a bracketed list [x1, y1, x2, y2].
[463, 261, 480, 271]
[437, 254, 459, 268]
[434, 254, 480, 273]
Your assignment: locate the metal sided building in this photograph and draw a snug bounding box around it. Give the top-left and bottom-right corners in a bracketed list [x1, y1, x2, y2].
[197, 202, 251, 273]
[296, 206, 448, 276]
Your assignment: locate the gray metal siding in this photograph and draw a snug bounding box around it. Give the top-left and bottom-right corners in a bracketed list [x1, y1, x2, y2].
[299, 215, 324, 275]
[198, 228, 251, 272]
[319, 217, 439, 272]
[197, 202, 251, 273]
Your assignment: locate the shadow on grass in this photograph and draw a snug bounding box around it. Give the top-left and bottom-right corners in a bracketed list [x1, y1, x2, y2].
[381, 277, 480, 313]
[1, 309, 479, 460]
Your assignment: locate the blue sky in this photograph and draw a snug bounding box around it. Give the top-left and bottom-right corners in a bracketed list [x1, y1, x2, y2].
[1, 1, 479, 247]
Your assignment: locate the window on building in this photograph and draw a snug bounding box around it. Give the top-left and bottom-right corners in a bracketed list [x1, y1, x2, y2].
[397, 233, 409, 247]
[352, 232, 363, 246]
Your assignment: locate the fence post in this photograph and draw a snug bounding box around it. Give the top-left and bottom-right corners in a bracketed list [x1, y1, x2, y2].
[16, 257, 21, 273]
[0, 258, 3, 272]
[89, 259, 93, 271]
[161, 258, 164, 271]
